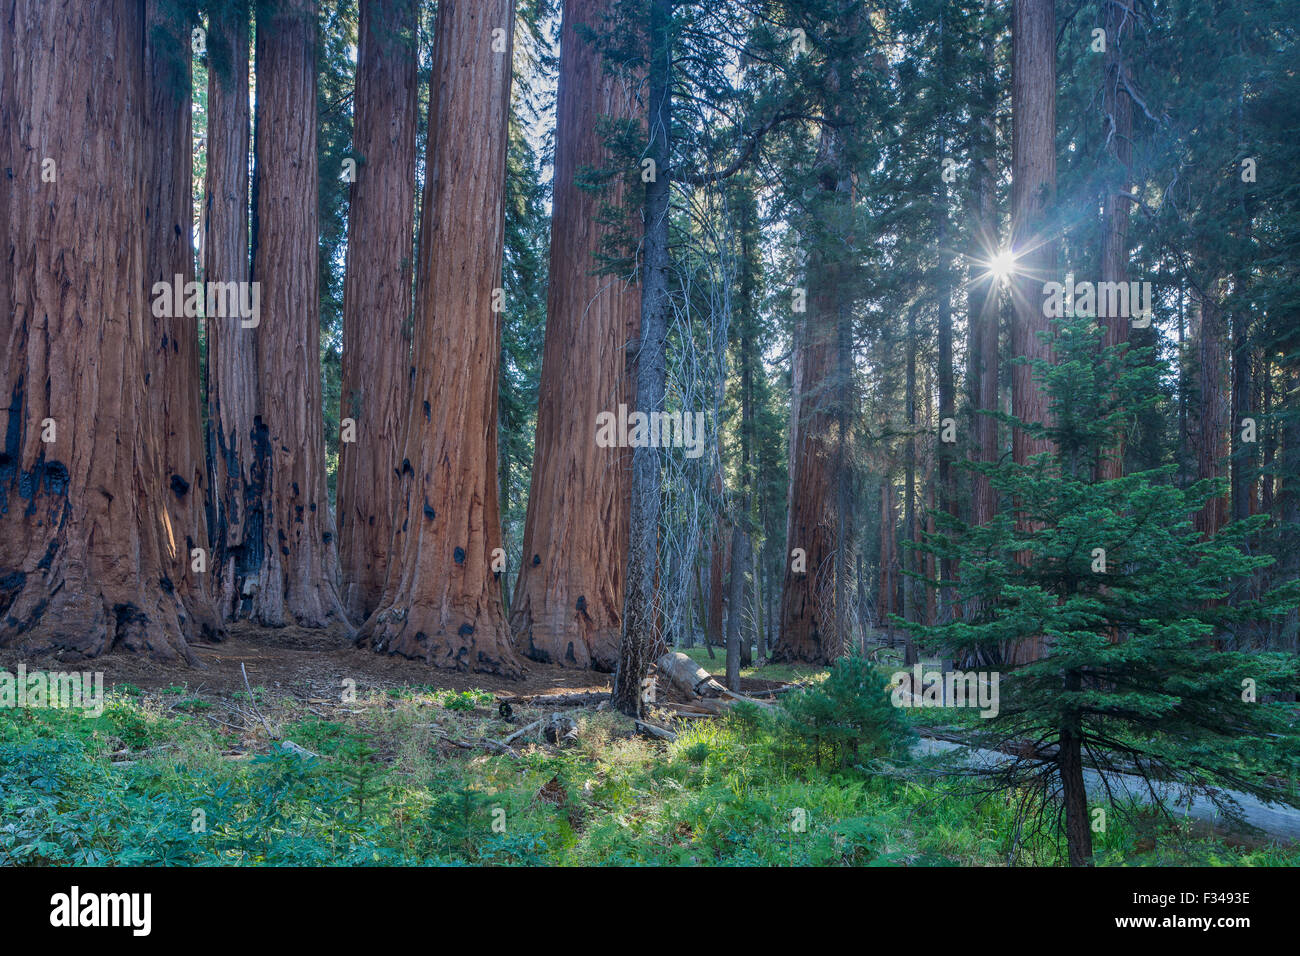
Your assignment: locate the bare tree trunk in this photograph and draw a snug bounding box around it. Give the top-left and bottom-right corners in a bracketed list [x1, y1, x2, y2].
[879, 480, 897, 625]
[247, 0, 348, 630]
[1195, 289, 1230, 538]
[725, 523, 750, 691]
[361, 0, 521, 674]
[968, 3, 999, 534]
[0, 0, 195, 659]
[611, 0, 670, 717]
[337, 0, 418, 623]
[1098, 0, 1133, 482]
[510, 0, 641, 670]
[144, 0, 220, 641]
[203, 0, 257, 621]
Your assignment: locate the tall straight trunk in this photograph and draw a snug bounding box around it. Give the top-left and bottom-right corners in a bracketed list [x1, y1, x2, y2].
[708, 521, 727, 647]
[336, 0, 418, 623]
[968, 15, 1000, 532]
[775, 120, 855, 664]
[0, 0, 195, 659]
[776, 259, 852, 663]
[1279, 366, 1300, 653]
[878, 480, 897, 623]
[249, 0, 347, 629]
[903, 304, 918, 628]
[510, 0, 641, 670]
[1097, 0, 1133, 481]
[1007, 0, 1057, 664]
[362, 0, 521, 674]
[725, 523, 750, 691]
[934, 34, 956, 624]
[611, 0, 671, 717]
[1195, 289, 1230, 538]
[1010, 0, 1056, 464]
[204, 0, 257, 621]
[144, 0, 220, 641]
[1230, 312, 1253, 523]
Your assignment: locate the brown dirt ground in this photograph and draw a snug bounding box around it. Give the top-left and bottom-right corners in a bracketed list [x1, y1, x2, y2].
[0, 622, 781, 704]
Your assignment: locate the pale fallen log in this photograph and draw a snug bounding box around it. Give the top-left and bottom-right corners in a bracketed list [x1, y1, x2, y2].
[500, 690, 610, 708]
[501, 718, 546, 745]
[655, 651, 726, 699]
[635, 720, 677, 742]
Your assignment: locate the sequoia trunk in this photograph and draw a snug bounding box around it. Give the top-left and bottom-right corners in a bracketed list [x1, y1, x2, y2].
[336, 0, 418, 622]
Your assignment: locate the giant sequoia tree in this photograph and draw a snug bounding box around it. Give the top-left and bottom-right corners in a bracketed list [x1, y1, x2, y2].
[203, 0, 256, 621]
[509, 0, 641, 671]
[144, 0, 220, 640]
[1005, 0, 1056, 664]
[362, 0, 522, 674]
[336, 0, 418, 623]
[774, 5, 869, 666]
[0, 0, 196, 659]
[248, 0, 348, 629]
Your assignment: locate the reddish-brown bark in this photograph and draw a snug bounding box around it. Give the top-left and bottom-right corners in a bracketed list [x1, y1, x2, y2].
[248, 0, 348, 629]
[361, 0, 522, 675]
[337, 0, 418, 623]
[0, 0, 195, 659]
[509, 0, 640, 670]
[203, 0, 258, 620]
[144, 0, 220, 640]
[1007, 0, 1059, 665]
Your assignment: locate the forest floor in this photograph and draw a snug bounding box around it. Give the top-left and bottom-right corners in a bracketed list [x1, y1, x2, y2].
[2, 626, 1296, 866]
[0, 623, 792, 705]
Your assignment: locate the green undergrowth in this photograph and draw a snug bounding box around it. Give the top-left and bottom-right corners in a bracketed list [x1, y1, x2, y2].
[1, 669, 1295, 867]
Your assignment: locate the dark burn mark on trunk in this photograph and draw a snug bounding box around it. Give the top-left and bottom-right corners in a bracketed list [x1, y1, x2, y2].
[170, 474, 190, 498]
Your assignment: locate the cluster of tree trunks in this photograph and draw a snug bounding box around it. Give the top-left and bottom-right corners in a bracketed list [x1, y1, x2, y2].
[508, 0, 641, 672]
[358, 0, 521, 674]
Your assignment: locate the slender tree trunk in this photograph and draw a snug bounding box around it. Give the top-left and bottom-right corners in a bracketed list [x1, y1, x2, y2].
[879, 480, 897, 625]
[337, 0, 418, 623]
[611, 0, 670, 717]
[1195, 289, 1230, 538]
[510, 0, 641, 670]
[144, 0, 220, 640]
[362, 0, 520, 673]
[903, 305, 918, 628]
[708, 522, 728, 648]
[0, 0, 195, 659]
[725, 522, 750, 691]
[1098, 0, 1133, 481]
[204, 0, 258, 621]
[247, 0, 348, 630]
[1279, 367, 1300, 653]
[968, 2, 999, 534]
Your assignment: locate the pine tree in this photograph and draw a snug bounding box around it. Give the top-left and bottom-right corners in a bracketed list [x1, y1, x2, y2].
[908, 315, 1299, 866]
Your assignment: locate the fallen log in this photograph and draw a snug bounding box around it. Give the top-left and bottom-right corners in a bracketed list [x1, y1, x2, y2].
[500, 690, 610, 708]
[655, 651, 727, 699]
[635, 720, 677, 742]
